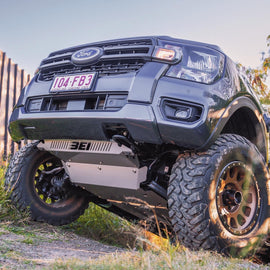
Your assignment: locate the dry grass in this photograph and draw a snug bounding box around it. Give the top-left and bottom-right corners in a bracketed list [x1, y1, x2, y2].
[52, 245, 269, 270]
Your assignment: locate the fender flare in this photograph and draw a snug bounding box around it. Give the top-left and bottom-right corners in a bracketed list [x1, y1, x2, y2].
[199, 96, 268, 160]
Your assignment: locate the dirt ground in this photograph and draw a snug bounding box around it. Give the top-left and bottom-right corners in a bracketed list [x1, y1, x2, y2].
[1, 222, 269, 269]
[0, 222, 125, 269]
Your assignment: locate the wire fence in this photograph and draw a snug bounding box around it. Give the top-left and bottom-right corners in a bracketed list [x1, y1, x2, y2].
[0, 50, 30, 162]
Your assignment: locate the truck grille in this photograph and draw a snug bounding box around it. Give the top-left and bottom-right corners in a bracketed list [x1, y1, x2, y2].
[38, 38, 154, 82]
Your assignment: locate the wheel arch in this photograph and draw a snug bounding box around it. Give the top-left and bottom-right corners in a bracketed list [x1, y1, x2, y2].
[221, 106, 267, 160]
[201, 96, 268, 161]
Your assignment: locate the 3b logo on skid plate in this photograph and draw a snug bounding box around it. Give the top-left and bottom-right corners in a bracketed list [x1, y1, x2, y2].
[70, 141, 91, 151]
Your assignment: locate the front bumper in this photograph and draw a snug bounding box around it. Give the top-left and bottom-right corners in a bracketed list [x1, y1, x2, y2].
[10, 103, 161, 144]
[10, 103, 212, 150]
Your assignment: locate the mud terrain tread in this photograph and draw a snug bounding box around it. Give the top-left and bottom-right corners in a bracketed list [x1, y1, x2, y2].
[167, 134, 269, 253]
[5, 142, 39, 211]
[5, 143, 90, 225]
[168, 152, 215, 250]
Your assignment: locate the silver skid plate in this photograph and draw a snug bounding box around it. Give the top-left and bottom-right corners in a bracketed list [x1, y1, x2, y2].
[38, 140, 147, 190]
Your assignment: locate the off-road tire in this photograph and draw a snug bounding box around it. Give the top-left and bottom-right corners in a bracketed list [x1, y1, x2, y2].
[168, 134, 270, 257]
[5, 142, 90, 225]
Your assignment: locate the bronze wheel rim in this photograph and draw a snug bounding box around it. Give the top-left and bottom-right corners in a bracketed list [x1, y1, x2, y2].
[216, 161, 260, 235]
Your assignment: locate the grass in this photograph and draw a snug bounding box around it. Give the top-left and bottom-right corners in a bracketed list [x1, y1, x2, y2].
[63, 203, 139, 248]
[52, 247, 269, 270]
[0, 165, 16, 220]
[0, 165, 28, 223]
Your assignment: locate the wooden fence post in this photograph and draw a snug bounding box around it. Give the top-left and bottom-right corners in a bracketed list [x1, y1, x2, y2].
[0, 50, 30, 163]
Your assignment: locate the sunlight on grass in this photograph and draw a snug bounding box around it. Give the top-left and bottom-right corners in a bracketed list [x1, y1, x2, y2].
[63, 203, 139, 248]
[52, 249, 267, 270]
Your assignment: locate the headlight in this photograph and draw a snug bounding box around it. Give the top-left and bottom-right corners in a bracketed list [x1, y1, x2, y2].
[160, 41, 225, 84]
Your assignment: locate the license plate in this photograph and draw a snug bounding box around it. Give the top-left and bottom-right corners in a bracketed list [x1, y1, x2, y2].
[50, 73, 96, 92]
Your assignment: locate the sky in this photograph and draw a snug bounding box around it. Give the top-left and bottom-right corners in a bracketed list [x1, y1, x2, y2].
[0, 0, 270, 76]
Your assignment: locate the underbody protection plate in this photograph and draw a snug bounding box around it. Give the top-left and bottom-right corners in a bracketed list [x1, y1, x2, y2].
[38, 140, 147, 190]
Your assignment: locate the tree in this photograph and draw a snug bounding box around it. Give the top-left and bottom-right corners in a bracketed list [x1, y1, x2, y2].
[262, 35, 270, 73]
[246, 35, 270, 102]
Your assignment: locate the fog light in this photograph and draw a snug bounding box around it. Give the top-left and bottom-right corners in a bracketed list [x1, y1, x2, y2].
[162, 99, 203, 123]
[175, 108, 192, 119]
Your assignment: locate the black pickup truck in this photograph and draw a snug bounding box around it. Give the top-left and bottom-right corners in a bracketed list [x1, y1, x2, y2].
[5, 36, 270, 258]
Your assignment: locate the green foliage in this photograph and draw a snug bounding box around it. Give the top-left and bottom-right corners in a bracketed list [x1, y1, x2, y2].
[64, 203, 138, 247]
[0, 165, 13, 219]
[246, 35, 270, 100]
[260, 97, 270, 105]
[0, 165, 27, 222]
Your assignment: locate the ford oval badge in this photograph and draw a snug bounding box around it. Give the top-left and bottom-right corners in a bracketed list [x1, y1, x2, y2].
[71, 47, 103, 65]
